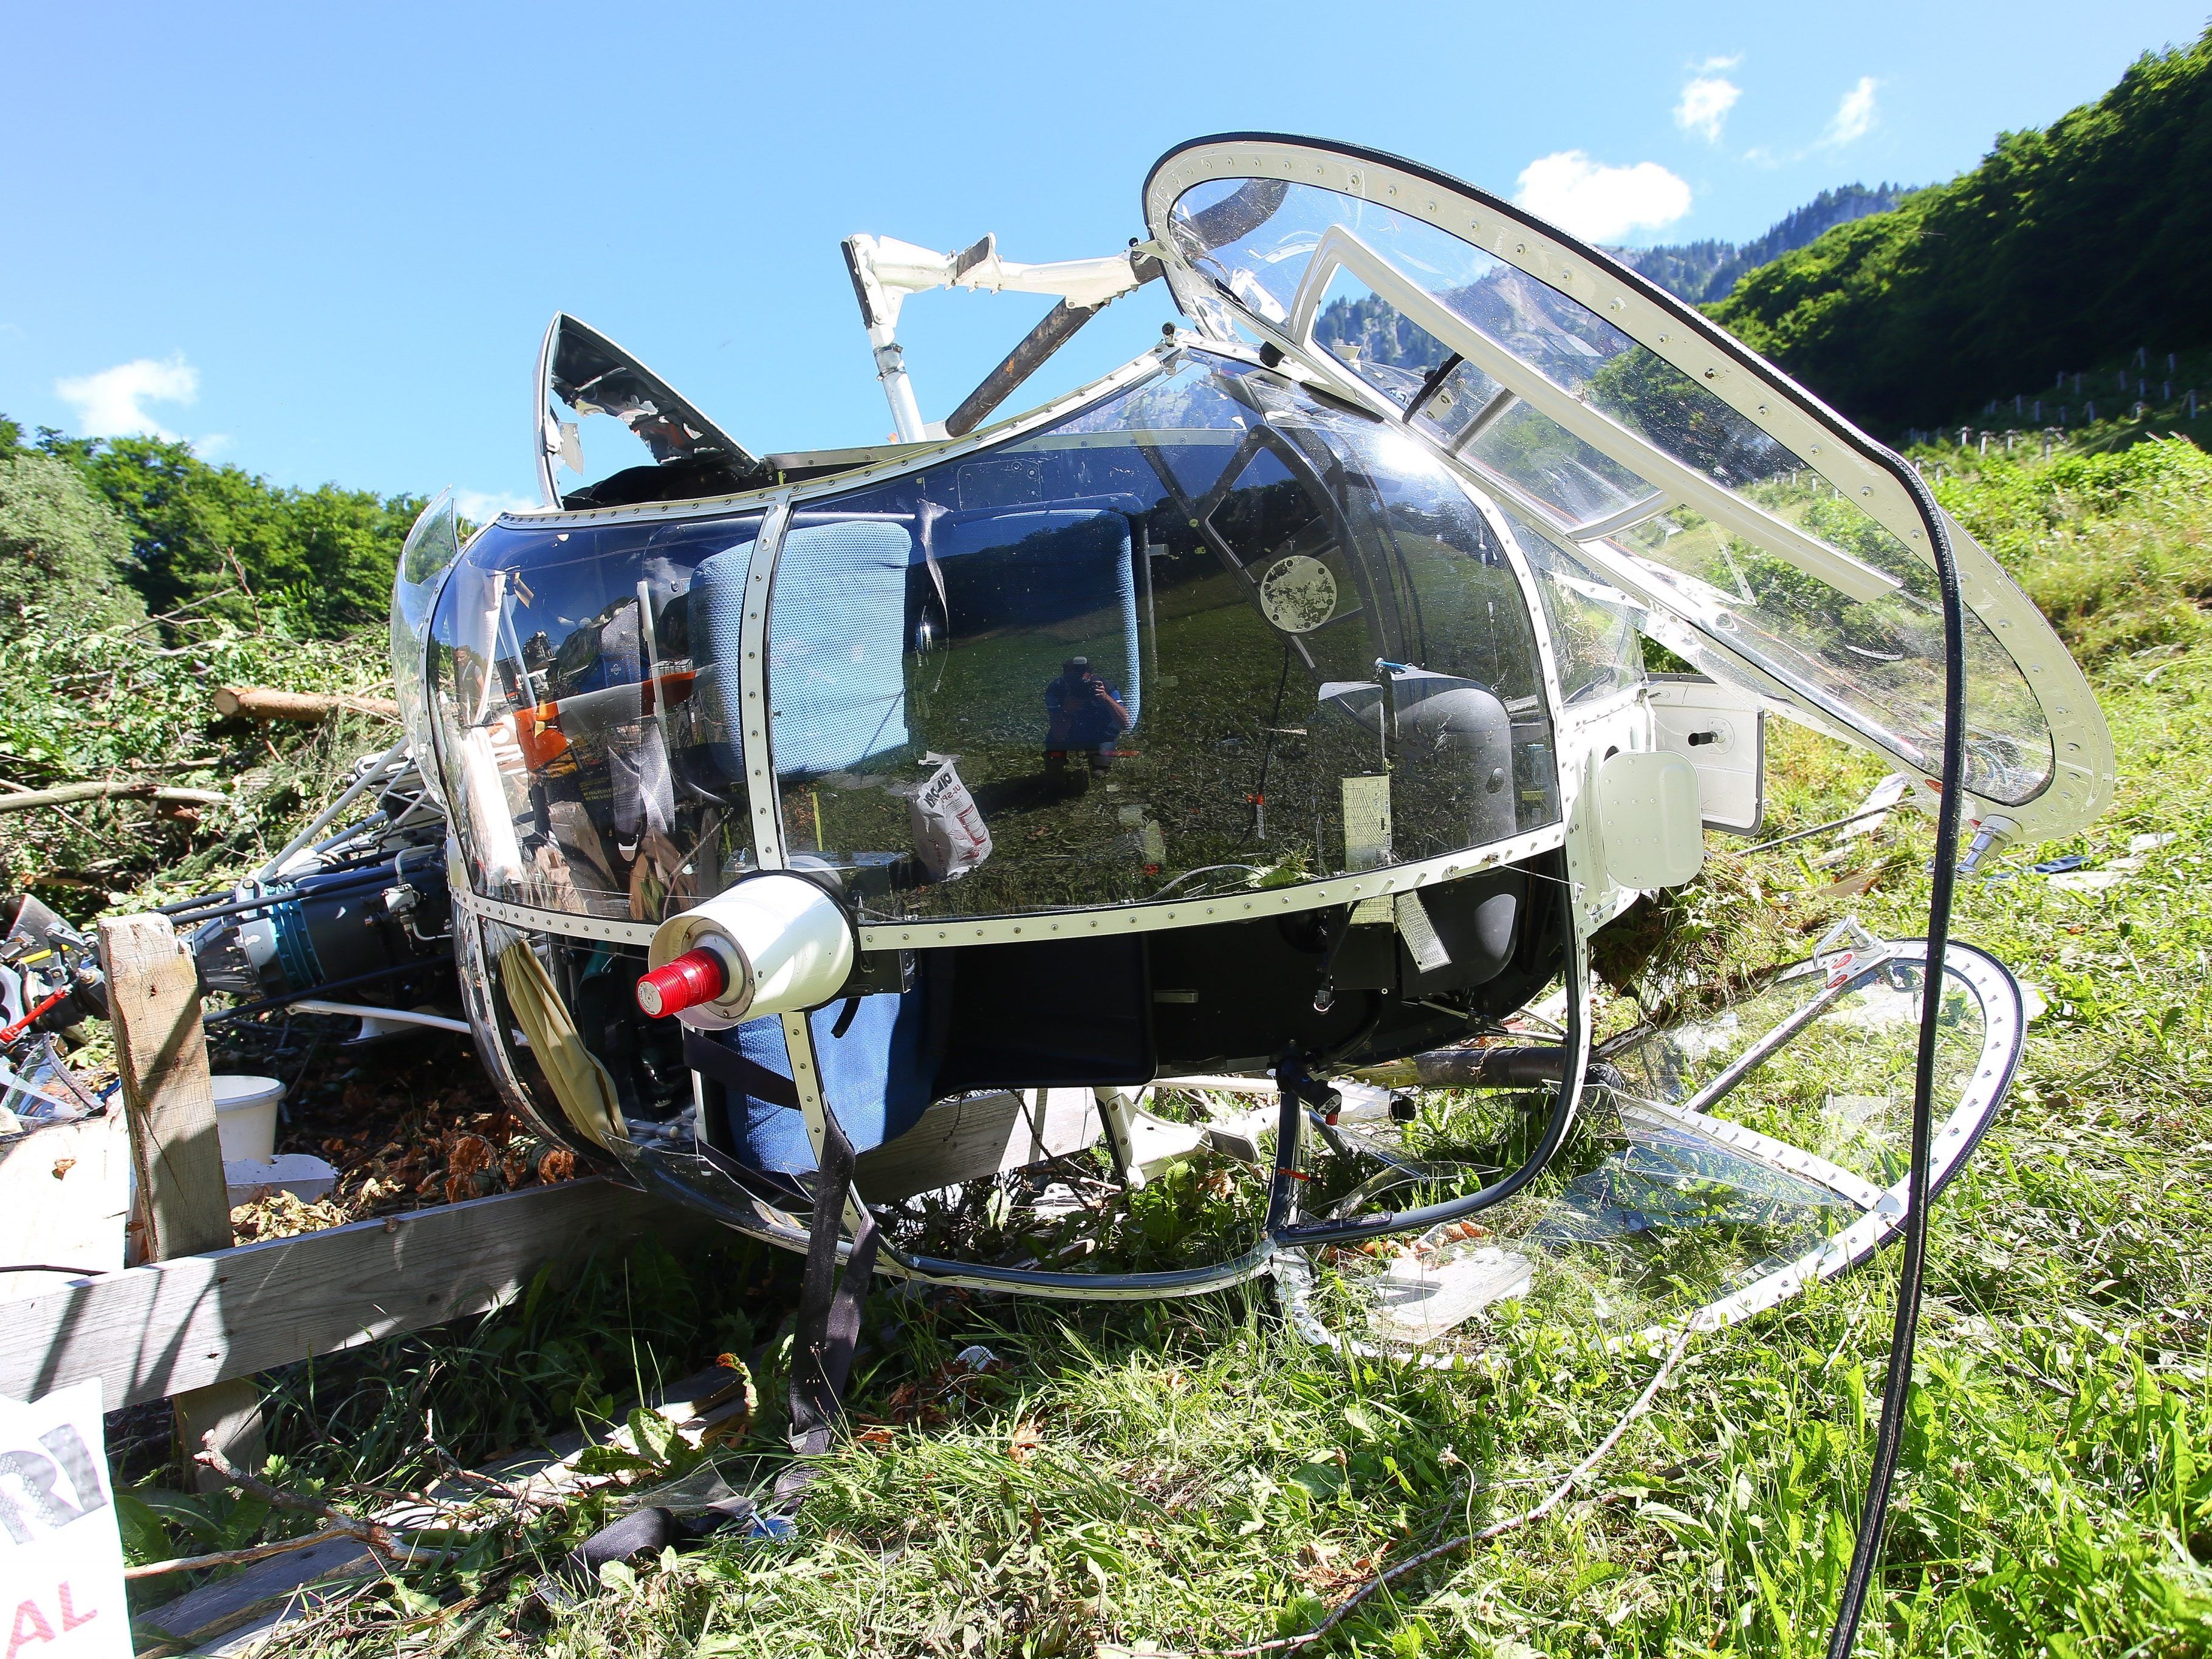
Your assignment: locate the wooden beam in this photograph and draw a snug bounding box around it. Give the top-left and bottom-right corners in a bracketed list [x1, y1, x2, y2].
[100, 910, 261, 1483]
[9, 1177, 704, 1411]
[100, 912, 232, 1263]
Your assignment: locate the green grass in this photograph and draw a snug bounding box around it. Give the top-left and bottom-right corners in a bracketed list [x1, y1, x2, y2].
[120, 437, 2212, 1655]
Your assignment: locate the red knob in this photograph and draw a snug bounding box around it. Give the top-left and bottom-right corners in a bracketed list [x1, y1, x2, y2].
[636, 948, 728, 1018]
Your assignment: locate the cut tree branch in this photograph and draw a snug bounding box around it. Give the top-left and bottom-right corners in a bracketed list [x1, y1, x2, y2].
[125, 1522, 361, 1581]
[195, 1434, 400, 1561]
[213, 686, 400, 723]
[0, 781, 230, 815]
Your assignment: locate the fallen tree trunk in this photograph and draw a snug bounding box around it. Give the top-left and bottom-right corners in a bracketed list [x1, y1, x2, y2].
[0, 781, 230, 815]
[213, 686, 400, 722]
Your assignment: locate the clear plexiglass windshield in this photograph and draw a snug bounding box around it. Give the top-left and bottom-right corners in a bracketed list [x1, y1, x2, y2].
[763, 354, 1559, 923]
[427, 351, 1570, 927]
[1163, 175, 2056, 806]
[427, 513, 765, 922]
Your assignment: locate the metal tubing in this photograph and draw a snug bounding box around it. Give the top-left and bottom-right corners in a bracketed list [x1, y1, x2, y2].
[946, 301, 1105, 438]
[1273, 883, 1589, 1250]
[284, 1001, 472, 1035]
[1678, 969, 1869, 1118]
[200, 958, 443, 1026]
[873, 1242, 1278, 1301]
[255, 741, 408, 880]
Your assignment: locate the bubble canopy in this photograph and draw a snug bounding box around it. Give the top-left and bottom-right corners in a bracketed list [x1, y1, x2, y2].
[1143, 137, 2113, 832]
[415, 351, 1568, 934]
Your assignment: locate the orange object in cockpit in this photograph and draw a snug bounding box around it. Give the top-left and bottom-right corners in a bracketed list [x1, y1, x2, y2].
[513, 703, 570, 771]
[510, 668, 702, 773]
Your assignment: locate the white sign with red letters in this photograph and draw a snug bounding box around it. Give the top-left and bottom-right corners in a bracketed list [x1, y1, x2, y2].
[1, 1382, 129, 1659]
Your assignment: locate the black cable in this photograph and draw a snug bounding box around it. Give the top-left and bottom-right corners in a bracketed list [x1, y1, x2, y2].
[1825, 478, 1967, 1658]
[1236, 646, 1295, 848]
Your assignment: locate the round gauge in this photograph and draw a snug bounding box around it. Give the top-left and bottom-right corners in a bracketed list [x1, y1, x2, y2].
[1256, 554, 1337, 633]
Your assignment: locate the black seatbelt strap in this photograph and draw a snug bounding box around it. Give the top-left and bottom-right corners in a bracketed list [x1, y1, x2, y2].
[772, 1109, 880, 1507]
[682, 1025, 803, 1110]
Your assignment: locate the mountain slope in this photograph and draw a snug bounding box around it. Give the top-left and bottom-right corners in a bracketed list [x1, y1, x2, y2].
[1613, 184, 1912, 304]
[1710, 29, 2212, 431]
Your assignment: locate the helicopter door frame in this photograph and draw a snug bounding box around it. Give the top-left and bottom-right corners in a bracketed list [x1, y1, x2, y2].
[1282, 227, 1902, 606]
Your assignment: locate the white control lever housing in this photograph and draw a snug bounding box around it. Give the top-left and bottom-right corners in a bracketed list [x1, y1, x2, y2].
[645, 874, 856, 1031]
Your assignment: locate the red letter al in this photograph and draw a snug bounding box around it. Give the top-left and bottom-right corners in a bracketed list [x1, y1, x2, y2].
[7, 1598, 56, 1659]
[54, 1585, 94, 1634]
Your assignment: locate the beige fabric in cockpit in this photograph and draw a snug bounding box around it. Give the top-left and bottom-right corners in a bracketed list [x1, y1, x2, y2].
[498, 939, 628, 1152]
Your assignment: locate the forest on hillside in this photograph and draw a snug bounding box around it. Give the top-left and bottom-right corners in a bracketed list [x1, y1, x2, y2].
[1712, 27, 2212, 431]
[0, 414, 422, 643]
[1611, 183, 1911, 305]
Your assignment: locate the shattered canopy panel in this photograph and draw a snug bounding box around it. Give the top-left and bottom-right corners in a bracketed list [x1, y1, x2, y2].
[1165, 177, 2056, 807]
[1286, 943, 2018, 1352]
[762, 352, 1560, 923]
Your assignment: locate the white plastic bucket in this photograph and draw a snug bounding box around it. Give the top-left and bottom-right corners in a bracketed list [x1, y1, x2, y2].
[210, 1074, 284, 1163]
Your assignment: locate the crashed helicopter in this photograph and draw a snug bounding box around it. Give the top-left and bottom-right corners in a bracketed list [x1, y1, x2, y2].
[5, 137, 2112, 1393]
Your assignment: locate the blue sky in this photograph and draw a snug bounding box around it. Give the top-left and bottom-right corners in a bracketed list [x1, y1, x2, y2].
[2, 1, 2203, 516]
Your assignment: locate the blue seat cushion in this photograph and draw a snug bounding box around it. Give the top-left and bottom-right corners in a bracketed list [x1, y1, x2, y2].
[715, 990, 937, 1177]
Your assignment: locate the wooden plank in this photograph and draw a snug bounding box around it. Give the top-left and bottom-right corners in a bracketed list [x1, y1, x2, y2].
[854, 1089, 1100, 1203]
[9, 1176, 705, 1411]
[100, 911, 231, 1262]
[145, 1532, 370, 1654]
[101, 910, 256, 1483]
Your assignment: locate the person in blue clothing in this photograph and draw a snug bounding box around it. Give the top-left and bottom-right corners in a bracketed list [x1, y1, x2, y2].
[1043, 655, 1130, 795]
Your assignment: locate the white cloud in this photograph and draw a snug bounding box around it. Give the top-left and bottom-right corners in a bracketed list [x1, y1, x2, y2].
[1513, 151, 1693, 244]
[53, 354, 199, 439]
[1675, 56, 1743, 143]
[1821, 77, 1879, 146]
[454, 489, 538, 523]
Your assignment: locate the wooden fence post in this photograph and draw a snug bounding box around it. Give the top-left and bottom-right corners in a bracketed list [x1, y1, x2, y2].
[98, 911, 266, 1486]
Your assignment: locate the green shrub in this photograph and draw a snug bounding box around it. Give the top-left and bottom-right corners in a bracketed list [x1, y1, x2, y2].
[0, 450, 146, 636]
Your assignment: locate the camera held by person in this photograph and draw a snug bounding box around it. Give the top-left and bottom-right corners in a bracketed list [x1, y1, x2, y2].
[1043, 655, 1129, 795]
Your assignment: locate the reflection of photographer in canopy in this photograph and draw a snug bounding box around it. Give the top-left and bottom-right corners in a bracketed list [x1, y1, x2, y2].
[1043, 655, 1130, 796]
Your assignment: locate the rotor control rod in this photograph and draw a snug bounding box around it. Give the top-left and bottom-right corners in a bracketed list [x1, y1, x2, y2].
[841, 231, 1149, 443]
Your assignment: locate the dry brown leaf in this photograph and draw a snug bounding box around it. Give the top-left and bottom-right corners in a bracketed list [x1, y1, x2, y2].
[1814, 866, 1883, 900]
[447, 1133, 495, 1180]
[1007, 1422, 1046, 1463]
